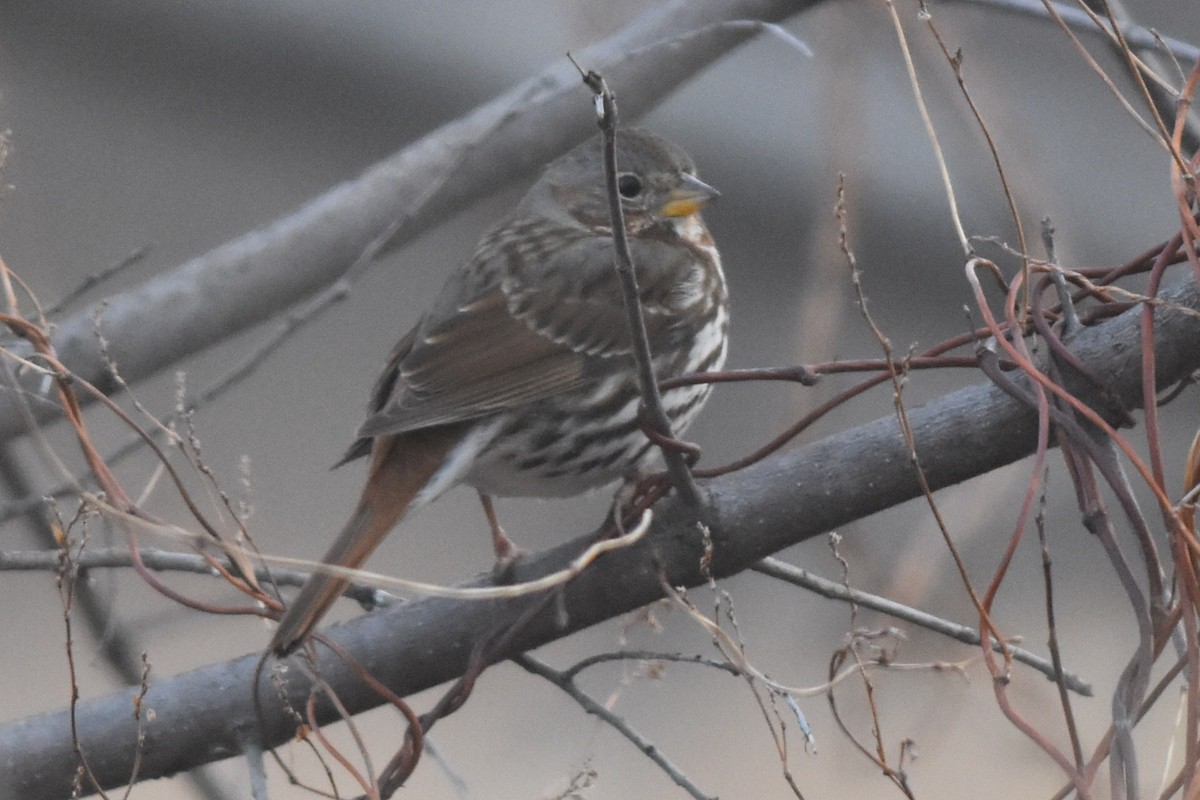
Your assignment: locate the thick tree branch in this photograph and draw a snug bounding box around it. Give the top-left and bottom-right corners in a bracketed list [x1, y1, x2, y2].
[0, 0, 814, 443]
[2, 276, 1196, 798]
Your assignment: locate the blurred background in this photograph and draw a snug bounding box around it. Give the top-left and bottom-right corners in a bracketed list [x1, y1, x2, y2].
[1, 1, 1197, 797]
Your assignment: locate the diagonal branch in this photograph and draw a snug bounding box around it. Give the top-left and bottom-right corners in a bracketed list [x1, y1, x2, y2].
[0, 0, 814, 444]
[2, 275, 1196, 799]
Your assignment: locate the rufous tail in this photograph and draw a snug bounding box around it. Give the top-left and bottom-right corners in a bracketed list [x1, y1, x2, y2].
[269, 430, 456, 656]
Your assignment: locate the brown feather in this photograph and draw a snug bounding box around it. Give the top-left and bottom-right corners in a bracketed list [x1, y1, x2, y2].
[353, 224, 705, 441]
[271, 129, 726, 654]
[270, 425, 465, 655]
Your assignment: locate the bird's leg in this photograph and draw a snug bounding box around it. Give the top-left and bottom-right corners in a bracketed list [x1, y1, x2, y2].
[479, 493, 525, 575]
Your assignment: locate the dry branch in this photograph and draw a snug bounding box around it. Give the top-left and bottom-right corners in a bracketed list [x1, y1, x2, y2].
[0, 0, 812, 443]
[2, 275, 1196, 799]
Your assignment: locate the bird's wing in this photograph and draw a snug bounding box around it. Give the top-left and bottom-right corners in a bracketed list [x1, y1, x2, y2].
[353, 220, 702, 442]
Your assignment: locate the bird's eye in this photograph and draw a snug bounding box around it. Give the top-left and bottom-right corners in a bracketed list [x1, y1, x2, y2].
[617, 173, 643, 198]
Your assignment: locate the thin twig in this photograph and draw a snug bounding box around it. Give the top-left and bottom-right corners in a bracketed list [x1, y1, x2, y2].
[1035, 500, 1086, 768]
[921, 0, 1031, 304]
[751, 557, 1092, 695]
[954, 0, 1199, 63]
[56, 528, 110, 799]
[885, 0, 970, 256]
[0, 545, 400, 609]
[560, 649, 743, 682]
[514, 653, 716, 800]
[573, 65, 703, 507]
[44, 247, 149, 317]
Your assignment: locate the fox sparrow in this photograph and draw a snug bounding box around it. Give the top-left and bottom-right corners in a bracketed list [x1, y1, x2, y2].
[270, 128, 728, 655]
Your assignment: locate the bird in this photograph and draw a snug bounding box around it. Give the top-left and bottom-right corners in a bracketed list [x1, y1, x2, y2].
[270, 128, 728, 656]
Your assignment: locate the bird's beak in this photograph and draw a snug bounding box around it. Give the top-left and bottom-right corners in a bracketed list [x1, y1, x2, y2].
[661, 173, 720, 218]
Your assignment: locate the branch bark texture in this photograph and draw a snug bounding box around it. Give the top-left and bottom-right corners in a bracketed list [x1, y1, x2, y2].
[2, 277, 1197, 798]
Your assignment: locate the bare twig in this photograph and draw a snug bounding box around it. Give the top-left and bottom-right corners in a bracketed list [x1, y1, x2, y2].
[751, 557, 1092, 695]
[55, 520, 110, 799]
[955, 0, 1199, 66]
[44, 247, 149, 317]
[885, 0, 970, 256]
[573, 65, 703, 507]
[4, 276, 1197, 797]
[0, 545, 400, 609]
[514, 653, 716, 800]
[1035, 500, 1086, 769]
